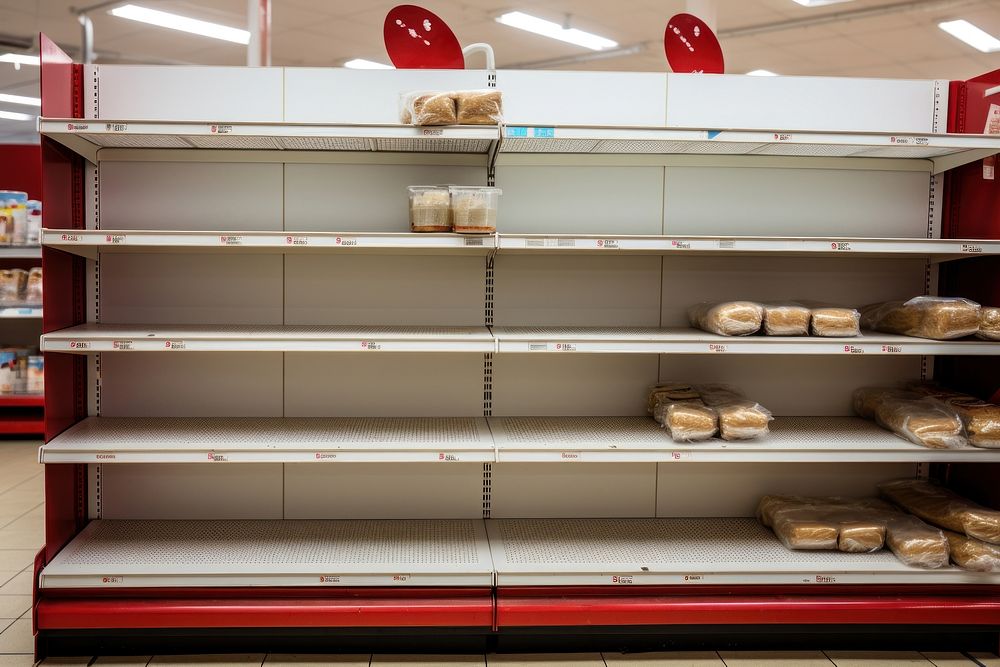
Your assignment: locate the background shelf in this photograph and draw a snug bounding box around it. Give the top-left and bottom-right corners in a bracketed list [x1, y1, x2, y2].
[0, 246, 41, 259]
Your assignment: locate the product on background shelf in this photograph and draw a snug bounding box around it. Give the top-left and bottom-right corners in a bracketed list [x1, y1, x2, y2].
[400, 91, 457, 126]
[455, 90, 503, 124]
[979, 306, 1000, 341]
[26, 200, 41, 246]
[0, 347, 41, 395]
[0, 191, 28, 246]
[945, 530, 1000, 572]
[799, 302, 861, 337]
[407, 186, 452, 232]
[449, 186, 500, 233]
[0, 268, 27, 305]
[0, 349, 14, 393]
[762, 303, 811, 336]
[879, 478, 1000, 544]
[883, 514, 950, 569]
[27, 355, 43, 394]
[688, 300, 764, 336]
[905, 381, 1000, 449]
[853, 386, 967, 449]
[861, 296, 981, 340]
[698, 383, 772, 440]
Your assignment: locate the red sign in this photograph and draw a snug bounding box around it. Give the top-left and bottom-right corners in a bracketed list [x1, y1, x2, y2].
[664, 13, 724, 74]
[384, 5, 464, 69]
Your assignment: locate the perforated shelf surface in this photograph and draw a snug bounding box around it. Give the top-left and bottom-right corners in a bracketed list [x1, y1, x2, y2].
[40, 417, 496, 463]
[487, 416, 1000, 463]
[486, 518, 1000, 586]
[41, 519, 494, 588]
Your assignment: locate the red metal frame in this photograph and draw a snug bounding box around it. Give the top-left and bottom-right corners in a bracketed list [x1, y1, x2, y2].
[0, 395, 45, 407]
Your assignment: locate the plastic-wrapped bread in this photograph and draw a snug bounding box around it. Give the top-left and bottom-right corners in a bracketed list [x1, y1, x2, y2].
[805, 304, 861, 337]
[665, 400, 718, 442]
[757, 496, 889, 553]
[905, 382, 1000, 449]
[852, 386, 914, 419]
[884, 514, 950, 568]
[978, 307, 1000, 341]
[648, 382, 700, 414]
[861, 296, 981, 340]
[838, 521, 887, 553]
[455, 90, 503, 124]
[771, 509, 839, 550]
[874, 396, 966, 450]
[697, 384, 772, 440]
[763, 303, 811, 336]
[879, 478, 1000, 544]
[945, 530, 1000, 572]
[400, 91, 457, 126]
[688, 301, 763, 336]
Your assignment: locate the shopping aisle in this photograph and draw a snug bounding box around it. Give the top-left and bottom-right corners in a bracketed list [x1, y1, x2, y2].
[1, 443, 998, 666]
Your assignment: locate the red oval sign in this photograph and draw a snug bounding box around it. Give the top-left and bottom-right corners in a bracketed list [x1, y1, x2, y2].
[384, 5, 464, 69]
[664, 13, 724, 74]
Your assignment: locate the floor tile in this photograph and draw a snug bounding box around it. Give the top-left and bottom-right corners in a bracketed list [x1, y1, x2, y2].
[718, 652, 833, 666]
[373, 658, 484, 666]
[0, 655, 34, 666]
[265, 657, 369, 666]
[825, 652, 931, 666]
[0, 553, 34, 573]
[148, 657, 264, 666]
[605, 652, 724, 666]
[0, 576, 19, 589]
[0, 530, 43, 551]
[968, 654, 1000, 666]
[0, 596, 29, 620]
[921, 653, 976, 666]
[0, 573, 33, 597]
[92, 657, 152, 665]
[40, 658, 94, 664]
[0, 618, 33, 654]
[487, 656, 603, 666]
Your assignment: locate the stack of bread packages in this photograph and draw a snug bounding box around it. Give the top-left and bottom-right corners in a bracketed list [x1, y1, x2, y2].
[880, 479, 1000, 572]
[648, 382, 772, 442]
[688, 301, 860, 337]
[979, 306, 1000, 340]
[861, 296, 981, 340]
[904, 381, 1000, 449]
[853, 386, 967, 449]
[400, 90, 503, 126]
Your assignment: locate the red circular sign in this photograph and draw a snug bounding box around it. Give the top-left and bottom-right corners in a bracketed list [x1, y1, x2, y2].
[664, 13, 724, 74]
[384, 5, 464, 69]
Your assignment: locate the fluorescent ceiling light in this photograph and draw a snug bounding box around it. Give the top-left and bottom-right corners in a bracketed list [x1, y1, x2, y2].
[0, 93, 40, 107]
[0, 110, 34, 121]
[110, 4, 250, 45]
[747, 69, 778, 76]
[792, 0, 854, 6]
[344, 58, 392, 69]
[939, 19, 1000, 53]
[0, 54, 39, 70]
[496, 11, 617, 51]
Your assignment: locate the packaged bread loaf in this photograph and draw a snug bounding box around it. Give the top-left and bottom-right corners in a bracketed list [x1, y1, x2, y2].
[945, 530, 1000, 572]
[797, 302, 861, 337]
[757, 495, 889, 553]
[688, 301, 763, 336]
[400, 91, 457, 126]
[697, 383, 772, 440]
[648, 382, 700, 414]
[771, 508, 839, 550]
[852, 386, 913, 419]
[905, 382, 1000, 449]
[0, 269, 20, 305]
[455, 90, 503, 125]
[854, 387, 966, 449]
[978, 307, 1000, 341]
[763, 303, 811, 336]
[861, 296, 981, 340]
[879, 478, 1000, 544]
[664, 400, 718, 442]
[883, 514, 950, 568]
[838, 521, 887, 553]
[24, 267, 41, 305]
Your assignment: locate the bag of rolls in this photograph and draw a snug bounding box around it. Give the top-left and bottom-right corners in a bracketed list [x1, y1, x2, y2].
[879, 478, 1000, 545]
[696, 383, 772, 440]
[853, 387, 967, 449]
[905, 381, 1000, 449]
[861, 296, 981, 340]
[978, 306, 1000, 341]
[688, 301, 764, 336]
[883, 514, 950, 569]
[648, 383, 718, 442]
[945, 530, 1000, 572]
[400, 90, 503, 126]
[763, 303, 811, 336]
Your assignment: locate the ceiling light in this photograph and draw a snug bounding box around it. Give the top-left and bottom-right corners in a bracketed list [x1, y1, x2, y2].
[792, 0, 854, 6]
[0, 93, 40, 107]
[0, 110, 34, 121]
[939, 19, 1000, 53]
[0, 54, 40, 71]
[110, 4, 250, 45]
[343, 58, 392, 70]
[747, 69, 778, 76]
[496, 11, 618, 51]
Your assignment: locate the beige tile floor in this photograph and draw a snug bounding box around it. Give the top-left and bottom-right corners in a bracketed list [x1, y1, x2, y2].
[1, 441, 999, 667]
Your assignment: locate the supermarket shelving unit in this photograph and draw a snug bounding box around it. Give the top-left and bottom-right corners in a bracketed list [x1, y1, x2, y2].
[0, 243, 43, 435]
[34, 35, 1000, 657]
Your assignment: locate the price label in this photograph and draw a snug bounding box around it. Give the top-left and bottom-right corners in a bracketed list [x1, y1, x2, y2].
[560, 451, 582, 461]
[889, 136, 929, 146]
[164, 340, 186, 350]
[437, 452, 460, 462]
[220, 235, 243, 246]
[210, 124, 233, 134]
[335, 236, 358, 247]
[421, 128, 444, 136]
[610, 575, 634, 585]
[773, 133, 792, 141]
[69, 341, 90, 350]
[319, 575, 341, 584]
[111, 340, 133, 351]
[708, 343, 727, 353]
[391, 574, 411, 583]
[95, 453, 117, 461]
[553, 343, 577, 352]
[360, 341, 383, 351]
[506, 127, 528, 138]
[532, 127, 555, 138]
[831, 241, 851, 251]
[105, 122, 127, 132]
[105, 234, 126, 244]
[66, 123, 90, 132]
[100, 576, 125, 585]
[464, 237, 485, 247]
[207, 452, 228, 462]
[881, 344, 902, 354]
[669, 451, 693, 461]
[844, 345, 865, 355]
[718, 240, 736, 249]
[596, 239, 619, 249]
[814, 574, 837, 583]
[60, 234, 81, 242]
[670, 240, 692, 249]
[315, 452, 338, 460]
[682, 574, 704, 582]
[962, 244, 983, 254]
[286, 235, 309, 246]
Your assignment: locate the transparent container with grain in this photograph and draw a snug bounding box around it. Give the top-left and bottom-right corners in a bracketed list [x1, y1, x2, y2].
[450, 186, 501, 234]
[407, 185, 452, 233]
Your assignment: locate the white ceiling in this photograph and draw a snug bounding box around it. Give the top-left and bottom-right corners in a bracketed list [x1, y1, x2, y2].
[0, 0, 998, 142]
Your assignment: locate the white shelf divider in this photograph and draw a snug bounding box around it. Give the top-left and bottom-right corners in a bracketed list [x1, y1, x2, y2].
[40, 416, 496, 464]
[486, 517, 1000, 586]
[40, 519, 496, 589]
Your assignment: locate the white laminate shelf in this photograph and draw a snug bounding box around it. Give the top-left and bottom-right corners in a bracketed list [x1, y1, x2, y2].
[39, 118, 1000, 173]
[43, 229, 1000, 262]
[39, 518, 999, 589]
[39, 416, 1000, 465]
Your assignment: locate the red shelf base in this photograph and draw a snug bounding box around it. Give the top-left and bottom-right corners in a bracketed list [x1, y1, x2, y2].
[0, 414, 45, 435]
[0, 394, 44, 408]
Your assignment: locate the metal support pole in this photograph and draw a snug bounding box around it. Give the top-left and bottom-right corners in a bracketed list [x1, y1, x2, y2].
[247, 0, 271, 67]
[78, 12, 95, 64]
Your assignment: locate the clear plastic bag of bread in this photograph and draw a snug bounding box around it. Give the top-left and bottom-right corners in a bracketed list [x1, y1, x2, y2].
[979, 306, 1000, 341]
[762, 303, 811, 336]
[854, 387, 967, 449]
[454, 90, 503, 125]
[879, 478, 1000, 544]
[688, 301, 763, 336]
[696, 383, 772, 440]
[861, 296, 981, 340]
[904, 381, 1000, 449]
[399, 91, 457, 126]
[757, 495, 889, 553]
[794, 301, 860, 337]
[664, 400, 718, 442]
[945, 530, 1000, 572]
[23, 267, 41, 305]
[647, 382, 700, 414]
[883, 513, 950, 568]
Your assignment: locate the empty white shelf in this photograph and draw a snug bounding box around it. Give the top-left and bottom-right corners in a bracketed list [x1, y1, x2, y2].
[40, 519, 495, 588]
[486, 518, 999, 586]
[39, 417, 496, 464]
[41, 324, 496, 353]
[492, 327, 1000, 356]
[488, 416, 1000, 463]
[43, 229, 495, 259]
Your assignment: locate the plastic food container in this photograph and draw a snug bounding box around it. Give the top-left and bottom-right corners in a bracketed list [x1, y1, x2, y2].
[407, 186, 452, 232]
[449, 186, 501, 234]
